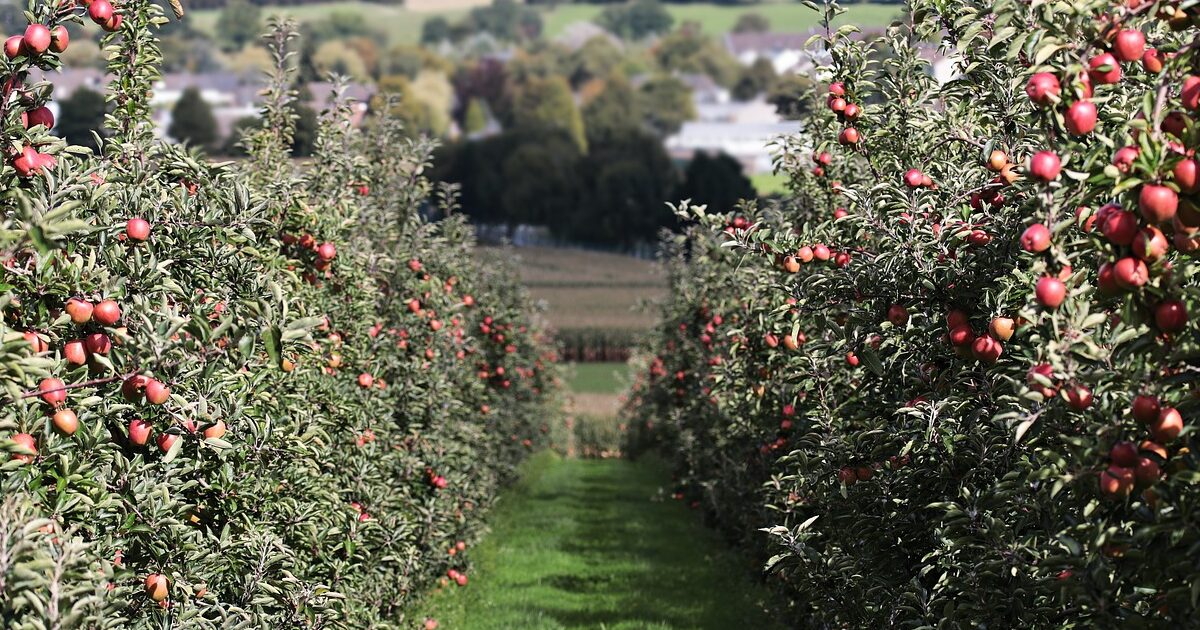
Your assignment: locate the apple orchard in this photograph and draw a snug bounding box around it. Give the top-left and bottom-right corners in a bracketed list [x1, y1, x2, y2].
[626, 0, 1200, 626]
[0, 1, 559, 627]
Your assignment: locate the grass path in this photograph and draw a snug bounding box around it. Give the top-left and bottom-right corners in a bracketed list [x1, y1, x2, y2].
[417, 453, 780, 629]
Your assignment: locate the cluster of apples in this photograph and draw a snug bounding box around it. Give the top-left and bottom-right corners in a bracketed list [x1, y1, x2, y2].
[280, 232, 337, 272]
[939, 308, 1013, 366]
[1098, 396, 1182, 499]
[827, 82, 861, 146]
[837, 454, 909, 488]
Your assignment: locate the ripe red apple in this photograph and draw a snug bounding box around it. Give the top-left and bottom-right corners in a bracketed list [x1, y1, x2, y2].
[122, 375, 147, 402]
[1087, 53, 1121, 84]
[93, 300, 121, 325]
[1113, 29, 1146, 61]
[1133, 226, 1168, 262]
[1110, 441, 1139, 467]
[39, 377, 66, 406]
[838, 127, 860, 145]
[1112, 257, 1148, 289]
[1029, 151, 1061, 182]
[1112, 146, 1138, 173]
[903, 169, 924, 188]
[971, 335, 1003, 364]
[144, 574, 168, 602]
[1184, 75, 1200, 111]
[1097, 262, 1120, 295]
[144, 379, 170, 405]
[317, 242, 336, 260]
[1140, 440, 1168, 461]
[22, 24, 50, 55]
[829, 82, 845, 96]
[1150, 407, 1183, 442]
[1175, 158, 1199, 193]
[1138, 184, 1178, 223]
[1064, 100, 1097, 135]
[1155, 300, 1188, 333]
[156, 433, 178, 453]
[1142, 48, 1164, 73]
[813, 244, 830, 261]
[4, 35, 22, 59]
[988, 317, 1014, 341]
[65, 298, 94, 325]
[1098, 207, 1137, 246]
[1025, 72, 1061, 105]
[1064, 383, 1092, 410]
[1132, 395, 1160, 425]
[84, 332, 112, 355]
[125, 217, 150, 241]
[887, 304, 908, 326]
[88, 0, 113, 23]
[845, 352, 859, 367]
[843, 102, 860, 120]
[63, 340, 88, 366]
[1134, 457, 1161, 488]
[948, 324, 974, 347]
[837, 467, 857, 486]
[25, 106, 53, 129]
[828, 96, 846, 112]
[52, 408, 78, 435]
[1035, 276, 1066, 309]
[1099, 465, 1134, 498]
[129, 418, 152, 446]
[946, 310, 968, 329]
[358, 373, 374, 388]
[10, 433, 36, 463]
[1026, 363, 1056, 397]
[1020, 223, 1051, 252]
[48, 25, 67, 53]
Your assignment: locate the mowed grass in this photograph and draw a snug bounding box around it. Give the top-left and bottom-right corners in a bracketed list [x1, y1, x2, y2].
[189, 2, 900, 47]
[482, 246, 666, 332]
[417, 452, 781, 629]
[752, 172, 790, 196]
[568, 361, 631, 394]
[544, 1, 900, 38]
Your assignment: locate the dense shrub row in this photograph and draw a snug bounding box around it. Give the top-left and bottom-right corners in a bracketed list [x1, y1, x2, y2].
[0, 5, 557, 628]
[627, 0, 1200, 626]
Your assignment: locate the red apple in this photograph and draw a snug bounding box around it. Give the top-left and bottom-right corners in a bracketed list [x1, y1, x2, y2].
[52, 408, 78, 435]
[84, 332, 112, 355]
[1134, 457, 1161, 488]
[4, 35, 22, 59]
[1088, 53, 1121, 84]
[1150, 407, 1183, 442]
[887, 304, 908, 326]
[93, 300, 121, 325]
[971, 335, 1003, 364]
[1065, 383, 1092, 410]
[25, 106, 53, 129]
[317, 242, 336, 260]
[1155, 300, 1188, 332]
[838, 127, 860, 145]
[1133, 226, 1169, 262]
[1029, 151, 1061, 182]
[144, 574, 168, 602]
[358, 373, 374, 388]
[144, 379, 170, 405]
[88, 0, 113, 23]
[48, 25, 67, 53]
[903, 169, 924, 188]
[1175, 158, 1199, 193]
[1132, 395, 1160, 425]
[949, 324, 974, 347]
[1113, 29, 1145, 61]
[39, 377, 66, 406]
[156, 433, 178, 453]
[988, 317, 1014, 341]
[1097, 262, 1120, 295]
[1025, 72, 1061, 105]
[1035, 276, 1066, 308]
[1184, 75, 1200, 111]
[1100, 208, 1138, 245]
[1110, 441, 1139, 467]
[837, 467, 857, 486]
[65, 298, 94, 324]
[1112, 146, 1139, 172]
[1139, 184, 1178, 223]
[63, 339, 88, 366]
[1099, 465, 1134, 498]
[1020, 223, 1051, 252]
[129, 419, 152, 446]
[9, 433, 36, 464]
[1112, 257, 1148, 289]
[22, 24, 49, 55]
[1142, 48, 1164, 74]
[1064, 100, 1097, 135]
[125, 217, 150, 241]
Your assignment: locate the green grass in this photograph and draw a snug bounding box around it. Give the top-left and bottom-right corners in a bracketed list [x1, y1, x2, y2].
[189, 2, 900, 47]
[752, 172, 790, 196]
[542, 2, 901, 40]
[417, 453, 781, 629]
[567, 362, 630, 395]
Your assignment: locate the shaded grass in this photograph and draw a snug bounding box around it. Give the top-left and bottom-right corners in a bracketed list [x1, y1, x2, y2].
[567, 362, 631, 395]
[752, 172, 791, 196]
[417, 453, 781, 629]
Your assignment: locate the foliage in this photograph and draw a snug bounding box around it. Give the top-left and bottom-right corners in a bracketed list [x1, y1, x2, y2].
[0, 9, 558, 630]
[626, 0, 1200, 626]
[597, 0, 674, 41]
[732, 12, 769, 33]
[677, 151, 755, 214]
[214, 0, 261, 51]
[732, 57, 776, 101]
[511, 75, 587, 152]
[651, 27, 742, 87]
[167, 87, 219, 149]
[54, 86, 108, 152]
[635, 74, 696, 136]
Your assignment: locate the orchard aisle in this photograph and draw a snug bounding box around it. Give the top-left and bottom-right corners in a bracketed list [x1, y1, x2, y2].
[419, 453, 781, 629]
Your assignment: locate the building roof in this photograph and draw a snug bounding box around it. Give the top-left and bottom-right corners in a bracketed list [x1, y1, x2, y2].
[723, 32, 812, 57]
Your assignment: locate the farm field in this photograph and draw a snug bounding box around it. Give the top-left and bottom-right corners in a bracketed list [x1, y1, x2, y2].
[567, 361, 631, 394]
[189, 1, 901, 47]
[417, 452, 781, 629]
[479, 246, 666, 332]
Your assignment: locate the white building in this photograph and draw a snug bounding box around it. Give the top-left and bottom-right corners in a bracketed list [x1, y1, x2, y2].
[665, 120, 802, 174]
